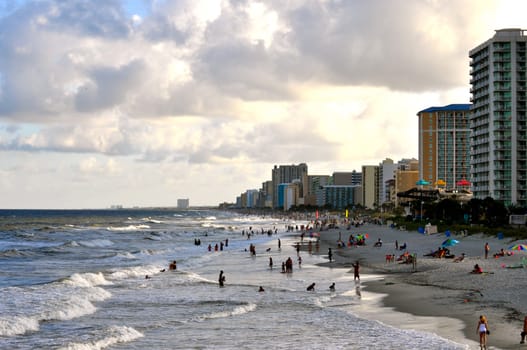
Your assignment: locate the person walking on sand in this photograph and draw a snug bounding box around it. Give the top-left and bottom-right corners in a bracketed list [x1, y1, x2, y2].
[352, 260, 360, 281]
[484, 242, 490, 259]
[521, 315, 527, 344]
[477, 315, 489, 349]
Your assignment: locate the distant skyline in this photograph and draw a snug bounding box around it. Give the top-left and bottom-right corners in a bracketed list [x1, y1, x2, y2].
[0, 0, 526, 209]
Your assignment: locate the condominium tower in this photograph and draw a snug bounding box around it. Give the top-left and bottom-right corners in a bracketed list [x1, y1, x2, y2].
[470, 29, 527, 206]
[271, 163, 308, 208]
[417, 104, 471, 189]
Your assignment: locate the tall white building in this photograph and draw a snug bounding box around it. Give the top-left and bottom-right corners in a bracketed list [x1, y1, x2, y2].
[377, 158, 397, 206]
[470, 28, 527, 206]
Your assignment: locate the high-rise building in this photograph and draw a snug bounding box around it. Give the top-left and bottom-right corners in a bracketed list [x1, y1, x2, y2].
[332, 171, 362, 186]
[417, 104, 471, 189]
[470, 29, 527, 206]
[303, 174, 331, 206]
[361, 165, 378, 209]
[271, 163, 308, 209]
[377, 158, 397, 206]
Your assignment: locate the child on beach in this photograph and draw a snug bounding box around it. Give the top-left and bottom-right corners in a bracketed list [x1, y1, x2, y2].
[477, 315, 489, 349]
[472, 264, 483, 274]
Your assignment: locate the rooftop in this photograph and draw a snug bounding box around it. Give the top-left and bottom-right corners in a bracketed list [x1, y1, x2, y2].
[417, 104, 471, 114]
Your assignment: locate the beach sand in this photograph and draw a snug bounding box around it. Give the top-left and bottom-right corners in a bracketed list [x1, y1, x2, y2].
[306, 222, 527, 350]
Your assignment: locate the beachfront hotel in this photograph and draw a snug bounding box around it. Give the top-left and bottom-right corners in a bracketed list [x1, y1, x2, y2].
[416, 104, 471, 189]
[271, 163, 308, 209]
[470, 28, 527, 206]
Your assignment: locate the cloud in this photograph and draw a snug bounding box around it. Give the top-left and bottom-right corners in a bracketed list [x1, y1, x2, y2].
[0, 0, 515, 207]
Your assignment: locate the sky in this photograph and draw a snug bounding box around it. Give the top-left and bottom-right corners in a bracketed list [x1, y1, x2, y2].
[0, 0, 526, 209]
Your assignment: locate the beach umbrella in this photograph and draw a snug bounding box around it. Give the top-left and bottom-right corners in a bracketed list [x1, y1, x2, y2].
[456, 178, 471, 187]
[508, 244, 527, 251]
[435, 179, 446, 187]
[416, 179, 430, 186]
[442, 238, 459, 247]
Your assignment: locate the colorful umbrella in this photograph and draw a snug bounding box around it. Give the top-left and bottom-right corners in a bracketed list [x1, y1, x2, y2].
[442, 238, 459, 247]
[508, 244, 527, 251]
[456, 178, 471, 186]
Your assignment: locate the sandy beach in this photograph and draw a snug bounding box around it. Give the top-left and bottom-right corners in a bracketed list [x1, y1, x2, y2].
[307, 222, 527, 350]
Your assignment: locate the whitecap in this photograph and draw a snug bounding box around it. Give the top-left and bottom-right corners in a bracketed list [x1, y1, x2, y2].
[107, 265, 161, 281]
[63, 272, 113, 288]
[57, 325, 143, 350]
[195, 303, 257, 321]
[78, 239, 114, 248]
[106, 225, 150, 232]
[0, 315, 40, 337]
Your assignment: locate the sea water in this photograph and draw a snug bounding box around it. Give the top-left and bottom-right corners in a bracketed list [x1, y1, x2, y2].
[0, 209, 467, 349]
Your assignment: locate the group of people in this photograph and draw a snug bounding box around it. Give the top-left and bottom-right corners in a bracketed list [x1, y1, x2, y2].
[207, 239, 229, 252]
[282, 257, 294, 273]
[424, 247, 453, 259]
[307, 282, 337, 292]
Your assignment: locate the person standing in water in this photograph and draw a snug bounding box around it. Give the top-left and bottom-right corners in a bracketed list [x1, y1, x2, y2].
[218, 270, 226, 287]
[352, 260, 360, 281]
[328, 248, 333, 262]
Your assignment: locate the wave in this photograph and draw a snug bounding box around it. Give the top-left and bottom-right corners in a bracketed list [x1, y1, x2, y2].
[0, 285, 111, 337]
[141, 217, 163, 224]
[193, 303, 257, 322]
[200, 223, 226, 229]
[78, 239, 114, 248]
[63, 272, 113, 288]
[0, 248, 32, 257]
[57, 325, 143, 350]
[116, 252, 136, 259]
[106, 225, 150, 231]
[107, 265, 162, 281]
[0, 315, 40, 337]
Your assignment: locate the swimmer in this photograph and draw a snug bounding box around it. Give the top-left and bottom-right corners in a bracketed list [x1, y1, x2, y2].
[169, 260, 177, 270]
[258, 286, 265, 292]
[306, 283, 316, 292]
[329, 283, 335, 291]
[145, 275, 151, 279]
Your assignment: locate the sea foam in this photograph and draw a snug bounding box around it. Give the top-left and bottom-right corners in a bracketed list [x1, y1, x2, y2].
[0, 316, 40, 337]
[57, 326, 143, 350]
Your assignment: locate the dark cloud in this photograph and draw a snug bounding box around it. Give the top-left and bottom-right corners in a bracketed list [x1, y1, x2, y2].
[75, 59, 146, 112]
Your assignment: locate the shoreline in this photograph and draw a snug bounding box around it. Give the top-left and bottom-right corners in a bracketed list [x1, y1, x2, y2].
[304, 222, 527, 349]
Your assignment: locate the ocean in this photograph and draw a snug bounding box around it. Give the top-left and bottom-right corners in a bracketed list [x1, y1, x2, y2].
[0, 209, 467, 349]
